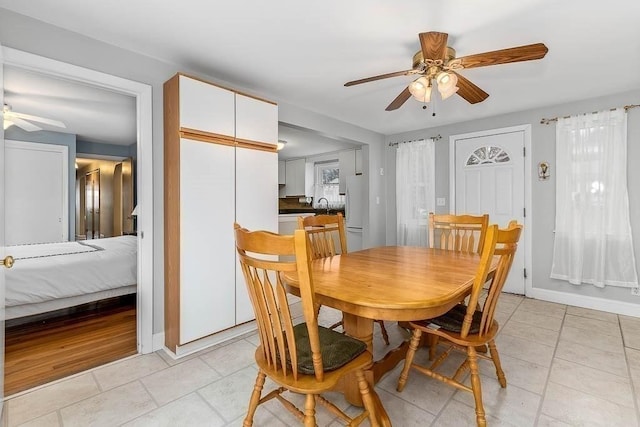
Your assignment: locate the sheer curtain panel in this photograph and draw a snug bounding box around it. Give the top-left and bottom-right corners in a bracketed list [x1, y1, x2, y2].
[396, 139, 435, 246]
[551, 108, 638, 288]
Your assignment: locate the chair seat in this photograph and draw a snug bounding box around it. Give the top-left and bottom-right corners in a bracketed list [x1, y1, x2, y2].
[293, 323, 367, 374]
[414, 304, 483, 334]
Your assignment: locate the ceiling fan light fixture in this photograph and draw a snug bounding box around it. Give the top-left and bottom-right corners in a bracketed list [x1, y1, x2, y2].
[3, 119, 14, 130]
[436, 71, 457, 91]
[439, 85, 460, 100]
[409, 76, 430, 100]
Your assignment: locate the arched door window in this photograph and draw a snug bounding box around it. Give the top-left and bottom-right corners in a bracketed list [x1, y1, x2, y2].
[466, 145, 510, 166]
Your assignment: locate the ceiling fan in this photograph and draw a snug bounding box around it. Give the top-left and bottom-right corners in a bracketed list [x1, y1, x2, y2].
[3, 104, 66, 132]
[344, 31, 548, 111]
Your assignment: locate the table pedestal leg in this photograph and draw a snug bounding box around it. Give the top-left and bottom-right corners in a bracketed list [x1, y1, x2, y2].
[341, 313, 373, 406]
[341, 313, 393, 426]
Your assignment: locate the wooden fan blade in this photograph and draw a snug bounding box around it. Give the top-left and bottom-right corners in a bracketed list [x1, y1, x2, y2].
[385, 87, 411, 111]
[458, 43, 548, 69]
[345, 70, 414, 87]
[419, 32, 449, 61]
[10, 117, 43, 132]
[453, 73, 489, 104]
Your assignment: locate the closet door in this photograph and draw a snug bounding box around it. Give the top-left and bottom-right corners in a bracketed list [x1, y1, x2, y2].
[180, 138, 235, 343]
[5, 140, 68, 245]
[235, 147, 278, 324]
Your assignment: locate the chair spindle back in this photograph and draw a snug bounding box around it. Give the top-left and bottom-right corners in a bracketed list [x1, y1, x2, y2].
[235, 224, 324, 381]
[429, 213, 490, 255]
[297, 213, 347, 259]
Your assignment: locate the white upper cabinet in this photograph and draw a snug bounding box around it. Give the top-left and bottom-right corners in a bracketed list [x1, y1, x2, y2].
[285, 158, 306, 196]
[278, 160, 286, 185]
[355, 148, 363, 175]
[236, 93, 278, 146]
[338, 149, 356, 194]
[179, 75, 235, 136]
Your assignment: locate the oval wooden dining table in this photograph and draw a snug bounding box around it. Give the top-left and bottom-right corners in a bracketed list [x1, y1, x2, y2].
[285, 245, 496, 423]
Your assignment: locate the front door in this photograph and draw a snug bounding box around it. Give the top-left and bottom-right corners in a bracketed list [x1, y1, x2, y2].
[452, 126, 527, 294]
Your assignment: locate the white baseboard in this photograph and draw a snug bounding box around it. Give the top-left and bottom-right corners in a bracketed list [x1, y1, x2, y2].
[161, 321, 258, 359]
[152, 332, 165, 352]
[529, 287, 640, 317]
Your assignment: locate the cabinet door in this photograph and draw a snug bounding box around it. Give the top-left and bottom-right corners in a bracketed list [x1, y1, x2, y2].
[339, 149, 356, 195]
[180, 138, 236, 343]
[236, 94, 278, 146]
[278, 160, 286, 185]
[179, 75, 235, 137]
[285, 158, 305, 196]
[355, 149, 363, 175]
[235, 147, 278, 324]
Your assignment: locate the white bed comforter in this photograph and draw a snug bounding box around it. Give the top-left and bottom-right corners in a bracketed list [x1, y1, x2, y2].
[6, 236, 137, 307]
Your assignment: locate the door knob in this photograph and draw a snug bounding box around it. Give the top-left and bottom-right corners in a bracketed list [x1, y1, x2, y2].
[1, 255, 14, 269]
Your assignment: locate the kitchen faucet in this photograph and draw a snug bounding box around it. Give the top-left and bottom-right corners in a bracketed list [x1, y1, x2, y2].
[317, 197, 330, 214]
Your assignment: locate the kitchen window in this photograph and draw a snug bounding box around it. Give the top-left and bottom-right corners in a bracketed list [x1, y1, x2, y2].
[313, 161, 344, 208]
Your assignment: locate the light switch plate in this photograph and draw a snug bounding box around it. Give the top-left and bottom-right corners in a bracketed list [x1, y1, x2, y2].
[436, 197, 446, 206]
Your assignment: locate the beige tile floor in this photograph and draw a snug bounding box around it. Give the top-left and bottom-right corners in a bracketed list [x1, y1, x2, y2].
[4, 295, 640, 426]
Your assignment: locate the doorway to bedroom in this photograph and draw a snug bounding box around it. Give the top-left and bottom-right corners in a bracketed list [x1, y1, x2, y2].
[2, 48, 153, 396]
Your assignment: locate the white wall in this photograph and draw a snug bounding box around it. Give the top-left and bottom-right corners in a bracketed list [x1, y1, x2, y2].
[0, 8, 387, 333]
[385, 90, 640, 308]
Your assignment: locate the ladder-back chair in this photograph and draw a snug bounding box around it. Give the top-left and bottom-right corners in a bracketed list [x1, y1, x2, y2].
[429, 213, 490, 255]
[426, 212, 490, 358]
[235, 224, 382, 426]
[397, 222, 523, 427]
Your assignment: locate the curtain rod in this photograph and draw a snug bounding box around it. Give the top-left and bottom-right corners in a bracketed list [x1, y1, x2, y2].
[540, 104, 640, 125]
[388, 134, 442, 147]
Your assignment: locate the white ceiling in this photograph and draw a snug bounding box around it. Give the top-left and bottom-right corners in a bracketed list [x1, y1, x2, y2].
[277, 124, 360, 161]
[4, 66, 136, 146]
[2, 0, 640, 137]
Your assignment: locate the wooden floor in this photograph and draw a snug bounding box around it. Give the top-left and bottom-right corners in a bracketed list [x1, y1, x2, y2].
[5, 298, 137, 396]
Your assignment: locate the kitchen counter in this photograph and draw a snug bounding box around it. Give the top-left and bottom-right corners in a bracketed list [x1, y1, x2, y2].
[279, 208, 346, 216]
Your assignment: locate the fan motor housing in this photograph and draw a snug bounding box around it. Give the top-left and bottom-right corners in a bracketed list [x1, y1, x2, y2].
[412, 47, 456, 69]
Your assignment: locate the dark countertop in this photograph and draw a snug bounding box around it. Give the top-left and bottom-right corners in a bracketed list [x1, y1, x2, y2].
[278, 208, 346, 215]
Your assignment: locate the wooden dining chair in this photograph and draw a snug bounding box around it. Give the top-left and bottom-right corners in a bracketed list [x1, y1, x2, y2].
[424, 212, 490, 358]
[234, 224, 382, 427]
[298, 214, 390, 345]
[397, 222, 523, 427]
[428, 212, 490, 255]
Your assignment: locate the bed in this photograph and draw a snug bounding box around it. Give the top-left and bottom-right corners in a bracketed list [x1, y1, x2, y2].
[5, 235, 137, 320]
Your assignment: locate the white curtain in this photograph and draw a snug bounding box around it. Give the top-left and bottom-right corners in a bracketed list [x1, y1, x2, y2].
[551, 108, 638, 288]
[396, 139, 435, 246]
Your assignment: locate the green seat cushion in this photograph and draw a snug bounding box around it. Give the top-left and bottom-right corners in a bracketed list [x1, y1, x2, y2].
[415, 304, 483, 334]
[292, 323, 367, 375]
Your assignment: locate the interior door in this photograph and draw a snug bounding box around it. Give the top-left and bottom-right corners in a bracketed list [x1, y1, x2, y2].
[453, 128, 526, 294]
[1, 42, 7, 416]
[5, 141, 67, 245]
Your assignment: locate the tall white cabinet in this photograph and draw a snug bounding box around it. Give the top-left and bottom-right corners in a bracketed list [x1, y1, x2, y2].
[164, 73, 278, 354]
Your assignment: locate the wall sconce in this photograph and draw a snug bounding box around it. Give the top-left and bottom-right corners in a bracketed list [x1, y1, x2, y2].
[538, 162, 550, 181]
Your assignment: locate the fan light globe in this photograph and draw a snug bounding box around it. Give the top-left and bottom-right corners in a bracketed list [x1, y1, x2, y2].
[436, 72, 457, 91]
[409, 77, 431, 102]
[439, 85, 460, 100]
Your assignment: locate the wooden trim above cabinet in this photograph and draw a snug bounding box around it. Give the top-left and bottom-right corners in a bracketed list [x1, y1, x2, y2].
[180, 127, 236, 147]
[236, 137, 278, 153]
[176, 72, 277, 106]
